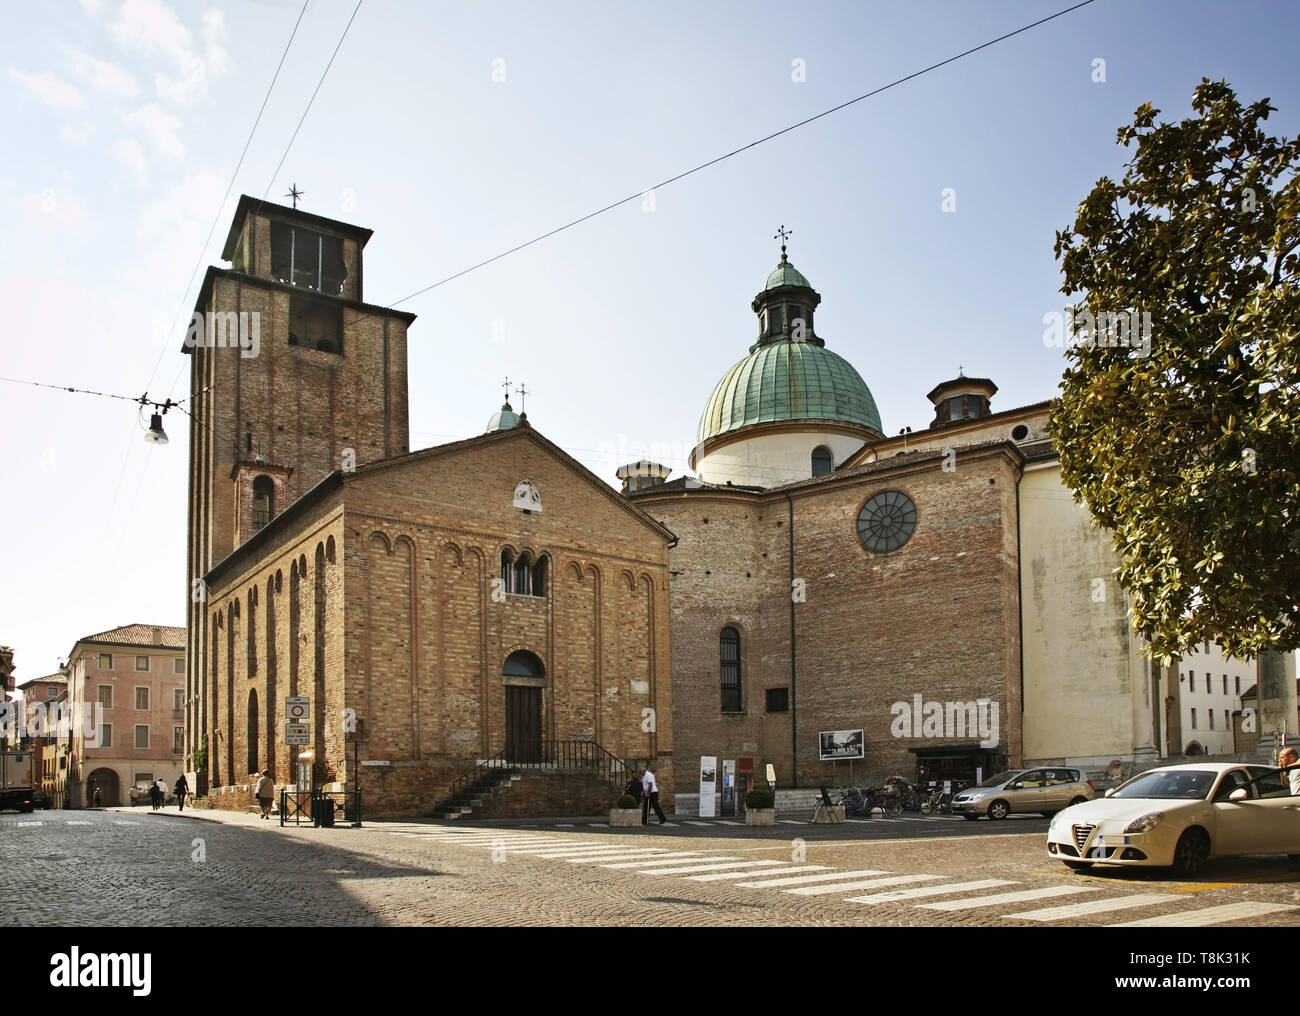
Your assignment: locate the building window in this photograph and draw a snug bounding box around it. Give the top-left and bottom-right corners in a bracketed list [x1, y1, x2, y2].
[98, 654, 112, 669]
[174, 658, 185, 675]
[100, 724, 112, 748]
[174, 727, 185, 754]
[47, 687, 57, 697]
[97, 685, 113, 709]
[857, 490, 917, 554]
[270, 222, 347, 294]
[1191, 709, 1197, 729]
[720, 627, 741, 713]
[1011, 424, 1029, 441]
[1235, 676, 1241, 695]
[135, 687, 149, 711]
[765, 687, 789, 713]
[252, 475, 275, 530]
[1209, 710, 1215, 730]
[1225, 709, 1230, 729]
[1189, 671, 1195, 691]
[135, 725, 149, 749]
[135, 656, 149, 672]
[135, 772, 153, 786]
[287, 291, 343, 353]
[499, 549, 547, 597]
[1222, 674, 1228, 695]
[811, 446, 832, 477]
[174, 689, 185, 710]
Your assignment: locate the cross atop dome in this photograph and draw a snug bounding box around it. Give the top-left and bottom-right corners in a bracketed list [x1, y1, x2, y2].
[774, 224, 792, 263]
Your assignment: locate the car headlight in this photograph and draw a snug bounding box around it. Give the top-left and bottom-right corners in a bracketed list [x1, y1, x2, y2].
[1049, 812, 1062, 832]
[1123, 812, 1164, 834]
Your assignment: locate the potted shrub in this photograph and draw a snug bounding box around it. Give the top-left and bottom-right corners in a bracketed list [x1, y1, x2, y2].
[744, 788, 775, 826]
[610, 794, 641, 827]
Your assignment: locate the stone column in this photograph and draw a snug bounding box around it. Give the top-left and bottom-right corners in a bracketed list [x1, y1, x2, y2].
[1256, 649, 1298, 760]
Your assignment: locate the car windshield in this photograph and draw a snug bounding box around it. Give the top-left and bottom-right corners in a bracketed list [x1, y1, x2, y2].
[1111, 770, 1216, 800]
[976, 771, 1024, 788]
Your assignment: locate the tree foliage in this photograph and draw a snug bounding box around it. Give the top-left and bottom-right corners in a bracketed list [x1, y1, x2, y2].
[1050, 79, 1300, 661]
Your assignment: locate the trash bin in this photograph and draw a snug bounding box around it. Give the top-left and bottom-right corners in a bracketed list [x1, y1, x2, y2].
[315, 796, 335, 828]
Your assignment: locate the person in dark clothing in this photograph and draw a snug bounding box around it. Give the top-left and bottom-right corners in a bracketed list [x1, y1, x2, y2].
[624, 771, 643, 806]
[174, 774, 190, 811]
[149, 782, 161, 810]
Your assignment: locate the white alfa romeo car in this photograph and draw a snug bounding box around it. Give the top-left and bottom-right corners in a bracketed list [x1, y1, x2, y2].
[1046, 763, 1300, 876]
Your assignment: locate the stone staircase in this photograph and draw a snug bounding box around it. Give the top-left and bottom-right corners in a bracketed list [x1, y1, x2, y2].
[432, 765, 523, 820]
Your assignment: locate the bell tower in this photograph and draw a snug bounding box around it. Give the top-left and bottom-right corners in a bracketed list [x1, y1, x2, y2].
[182, 194, 417, 772]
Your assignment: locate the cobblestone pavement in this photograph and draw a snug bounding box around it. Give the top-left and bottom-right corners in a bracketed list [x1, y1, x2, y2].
[3, 808, 1299, 927]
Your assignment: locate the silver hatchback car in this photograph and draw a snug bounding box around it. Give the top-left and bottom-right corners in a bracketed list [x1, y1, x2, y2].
[950, 767, 1094, 820]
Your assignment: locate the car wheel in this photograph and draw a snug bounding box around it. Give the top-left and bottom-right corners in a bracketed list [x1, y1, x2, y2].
[1069, 796, 1088, 807]
[1171, 828, 1210, 877]
[1063, 860, 1093, 871]
[988, 800, 1010, 820]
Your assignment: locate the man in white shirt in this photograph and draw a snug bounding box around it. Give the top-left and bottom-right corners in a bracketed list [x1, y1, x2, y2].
[1280, 747, 1300, 795]
[641, 767, 667, 825]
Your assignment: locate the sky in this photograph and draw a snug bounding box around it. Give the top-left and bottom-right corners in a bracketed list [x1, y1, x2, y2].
[2, 0, 1298, 681]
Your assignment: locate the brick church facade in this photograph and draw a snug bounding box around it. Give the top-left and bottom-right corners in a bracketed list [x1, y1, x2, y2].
[184, 197, 673, 817]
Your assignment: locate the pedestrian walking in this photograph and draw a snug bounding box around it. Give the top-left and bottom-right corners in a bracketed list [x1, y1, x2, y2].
[92, 787, 102, 808]
[174, 773, 190, 811]
[641, 766, 666, 825]
[154, 778, 168, 810]
[255, 770, 275, 819]
[149, 781, 160, 810]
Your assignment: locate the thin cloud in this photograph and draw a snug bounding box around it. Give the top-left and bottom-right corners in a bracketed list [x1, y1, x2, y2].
[124, 103, 185, 159]
[66, 48, 142, 98]
[109, 0, 226, 107]
[110, 138, 148, 182]
[61, 122, 94, 144]
[9, 69, 85, 109]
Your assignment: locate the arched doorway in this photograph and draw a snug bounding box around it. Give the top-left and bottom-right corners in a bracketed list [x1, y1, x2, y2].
[1184, 740, 1204, 756]
[87, 767, 119, 807]
[503, 651, 544, 763]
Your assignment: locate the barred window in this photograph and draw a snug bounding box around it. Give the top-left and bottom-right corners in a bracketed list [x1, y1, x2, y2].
[720, 627, 742, 713]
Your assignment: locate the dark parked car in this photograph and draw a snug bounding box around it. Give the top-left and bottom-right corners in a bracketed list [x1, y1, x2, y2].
[29, 789, 52, 810]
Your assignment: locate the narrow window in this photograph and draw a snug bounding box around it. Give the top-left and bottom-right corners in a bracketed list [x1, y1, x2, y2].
[135, 656, 149, 672]
[531, 556, 547, 597]
[1235, 675, 1240, 695]
[135, 687, 149, 711]
[1191, 708, 1198, 729]
[500, 549, 513, 594]
[1222, 674, 1227, 695]
[174, 658, 185, 675]
[252, 475, 274, 530]
[811, 446, 832, 476]
[98, 654, 112, 670]
[1189, 671, 1195, 692]
[135, 725, 149, 749]
[173, 727, 185, 754]
[720, 627, 741, 712]
[1209, 710, 1215, 730]
[101, 724, 112, 748]
[513, 553, 532, 597]
[97, 685, 113, 709]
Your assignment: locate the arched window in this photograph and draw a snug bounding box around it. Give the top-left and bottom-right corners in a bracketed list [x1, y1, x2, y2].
[513, 552, 533, 597]
[531, 555, 547, 597]
[503, 651, 545, 678]
[252, 475, 274, 530]
[811, 446, 832, 476]
[500, 549, 547, 597]
[247, 689, 258, 776]
[720, 627, 741, 713]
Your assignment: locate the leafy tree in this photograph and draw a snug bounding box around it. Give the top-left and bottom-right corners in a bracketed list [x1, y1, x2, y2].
[1050, 79, 1299, 661]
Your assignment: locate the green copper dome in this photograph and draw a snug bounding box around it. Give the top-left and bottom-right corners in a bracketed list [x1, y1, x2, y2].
[486, 400, 520, 432]
[764, 260, 811, 291]
[696, 341, 882, 447]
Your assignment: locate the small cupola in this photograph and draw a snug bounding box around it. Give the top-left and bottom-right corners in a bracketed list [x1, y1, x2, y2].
[750, 228, 823, 351]
[926, 373, 997, 427]
[616, 460, 671, 495]
[486, 398, 520, 432]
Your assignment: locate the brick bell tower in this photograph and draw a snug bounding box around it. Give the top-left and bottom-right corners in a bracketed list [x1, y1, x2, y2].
[182, 194, 416, 779]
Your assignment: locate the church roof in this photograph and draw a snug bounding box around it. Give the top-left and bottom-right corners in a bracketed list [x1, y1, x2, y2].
[763, 258, 811, 291]
[486, 400, 520, 432]
[696, 340, 882, 448]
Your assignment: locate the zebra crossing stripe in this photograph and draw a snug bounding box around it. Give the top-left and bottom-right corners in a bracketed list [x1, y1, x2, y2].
[784, 874, 943, 896]
[1111, 902, 1300, 927]
[602, 855, 739, 870]
[685, 821, 711, 826]
[527, 846, 669, 858]
[716, 821, 743, 826]
[1013, 893, 1182, 921]
[735, 869, 889, 888]
[555, 824, 575, 827]
[66, 821, 91, 826]
[568, 851, 706, 864]
[844, 879, 1018, 905]
[689, 865, 834, 882]
[113, 821, 139, 826]
[918, 885, 1099, 911]
[636, 860, 791, 876]
[17, 821, 42, 827]
[778, 820, 805, 825]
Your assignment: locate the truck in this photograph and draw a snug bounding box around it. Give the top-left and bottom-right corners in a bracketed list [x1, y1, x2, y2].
[0, 751, 35, 813]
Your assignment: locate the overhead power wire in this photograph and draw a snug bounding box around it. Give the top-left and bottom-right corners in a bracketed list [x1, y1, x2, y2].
[388, 0, 1098, 307]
